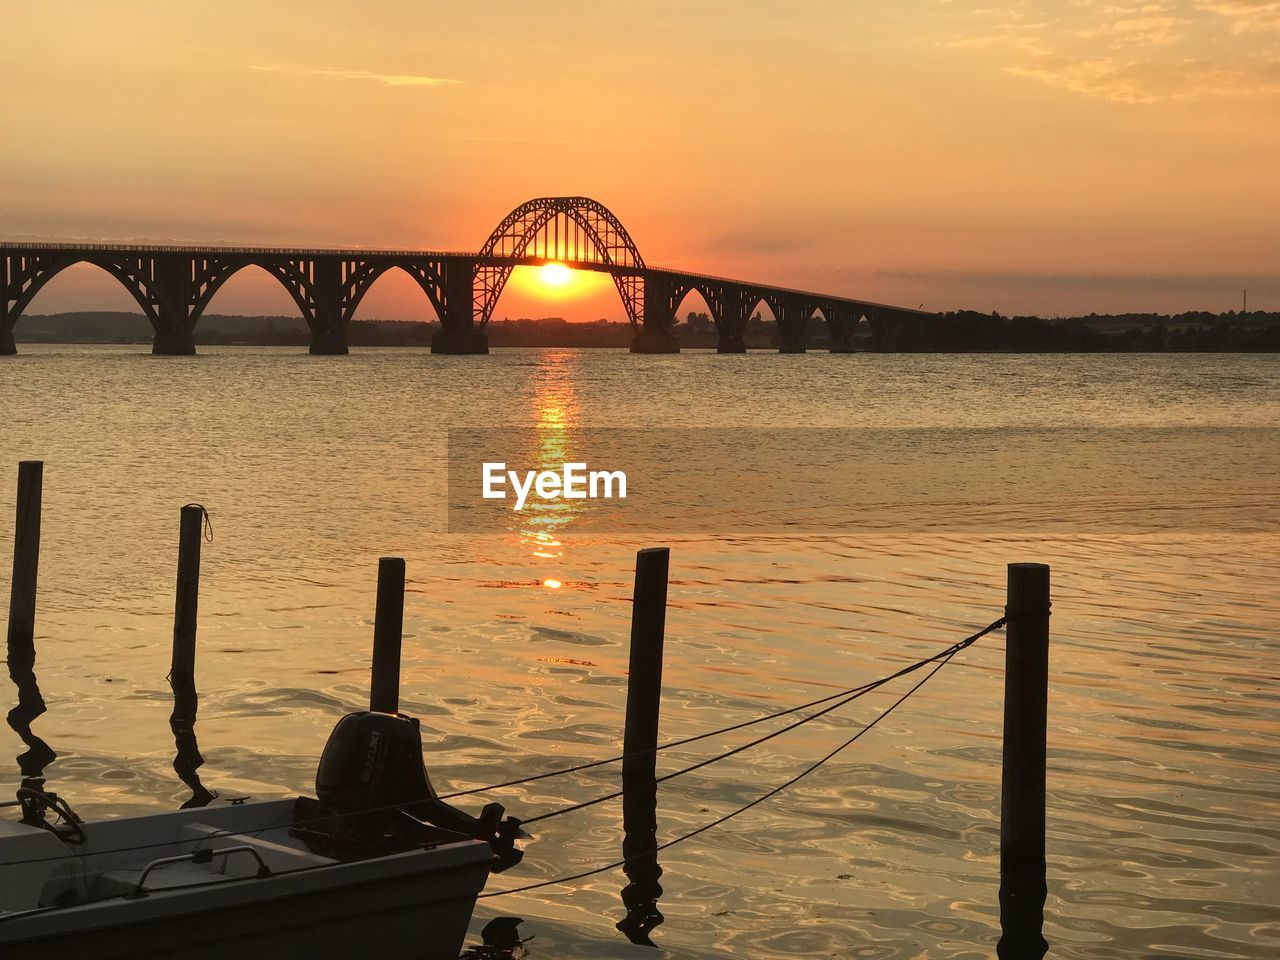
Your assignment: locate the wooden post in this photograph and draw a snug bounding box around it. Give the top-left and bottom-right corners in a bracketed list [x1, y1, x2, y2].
[6, 461, 55, 776]
[170, 504, 213, 807]
[617, 547, 669, 945]
[998, 562, 1051, 959]
[172, 506, 204, 686]
[6, 462, 42, 682]
[370, 557, 405, 714]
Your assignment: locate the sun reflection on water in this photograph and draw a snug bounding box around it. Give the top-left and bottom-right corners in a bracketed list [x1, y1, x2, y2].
[516, 352, 586, 587]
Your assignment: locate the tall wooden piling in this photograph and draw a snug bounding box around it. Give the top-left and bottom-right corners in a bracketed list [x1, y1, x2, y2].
[170, 504, 213, 807]
[6, 462, 42, 682]
[6, 461, 55, 776]
[998, 562, 1051, 959]
[370, 557, 405, 714]
[617, 546, 669, 945]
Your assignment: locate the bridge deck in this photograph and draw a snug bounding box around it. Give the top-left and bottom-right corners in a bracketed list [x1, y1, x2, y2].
[0, 241, 933, 318]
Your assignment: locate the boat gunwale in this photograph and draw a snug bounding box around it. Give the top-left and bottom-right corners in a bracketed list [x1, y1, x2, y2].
[0, 805, 493, 944]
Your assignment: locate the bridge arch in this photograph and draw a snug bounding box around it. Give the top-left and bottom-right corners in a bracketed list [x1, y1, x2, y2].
[744, 293, 783, 326]
[670, 281, 719, 316]
[668, 282, 724, 338]
[342, 261, 447, 325]
[194, 257, 359, 354]
[8, 256, 164, 331]
[195, 260, 318, 329]
[474, 197, 646, 330]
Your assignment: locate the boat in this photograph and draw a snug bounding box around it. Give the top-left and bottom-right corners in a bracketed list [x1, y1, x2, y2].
[0, 710, 523, 960]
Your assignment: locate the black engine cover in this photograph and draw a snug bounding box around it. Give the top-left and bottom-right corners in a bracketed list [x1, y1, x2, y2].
[316, 711, 437, 815]
[311, 710, 523, 871]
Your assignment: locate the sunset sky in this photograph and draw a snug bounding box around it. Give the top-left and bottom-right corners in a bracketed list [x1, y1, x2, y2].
[4, 1, 1278, 321]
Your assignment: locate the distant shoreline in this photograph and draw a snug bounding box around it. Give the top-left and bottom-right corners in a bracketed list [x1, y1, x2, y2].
[13, 310, 1280, 352]
[12, 341, 1280, 355]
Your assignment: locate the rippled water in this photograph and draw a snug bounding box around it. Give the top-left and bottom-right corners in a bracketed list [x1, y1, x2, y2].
[1, 346, 1277, 958]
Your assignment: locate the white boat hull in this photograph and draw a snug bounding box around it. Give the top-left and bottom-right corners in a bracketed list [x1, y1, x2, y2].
[0, 798, 492, 960]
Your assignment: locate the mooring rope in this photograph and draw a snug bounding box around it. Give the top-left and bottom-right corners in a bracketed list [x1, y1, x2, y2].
[180, 503, 214, 542]
[483, 648, 959, 897]
[0, 618, 1003, 870]
[442, 616, 1006, 803]
[520, 620, 998, 826]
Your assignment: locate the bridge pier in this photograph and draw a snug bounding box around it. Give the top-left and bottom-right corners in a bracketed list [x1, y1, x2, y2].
[1, 285, 14, 354]
[716, 330, 746, 353]
[150, 256, 201, 355]
[829, 312, 857, 353]
[778, 326, 807, 353]
[432, 260, 488, 354]
[778, 299, 810, 353]
[309, 329, 350, 355]
[431, 329, 489, 354]
[152, 327, 196, 356]
[305, 259, 350, 355]
[630, 331, 679, 354]
[634, 279, 680, 353]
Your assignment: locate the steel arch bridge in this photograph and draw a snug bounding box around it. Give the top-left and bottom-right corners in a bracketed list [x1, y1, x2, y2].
[1, 196, 932, 356]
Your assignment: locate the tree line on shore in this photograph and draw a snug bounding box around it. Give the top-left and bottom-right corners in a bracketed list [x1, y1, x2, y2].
[14, 309, 1280, 351]
[880, 310, 1280, 352]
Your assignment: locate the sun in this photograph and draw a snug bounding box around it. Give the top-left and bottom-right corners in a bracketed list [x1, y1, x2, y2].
[539, 263, 573, 287]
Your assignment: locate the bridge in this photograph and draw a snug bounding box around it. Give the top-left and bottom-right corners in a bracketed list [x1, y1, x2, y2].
[1, 197, 932, 357]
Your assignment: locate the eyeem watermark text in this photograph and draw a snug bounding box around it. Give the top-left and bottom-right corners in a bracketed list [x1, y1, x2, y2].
[482, 462, 628, 511]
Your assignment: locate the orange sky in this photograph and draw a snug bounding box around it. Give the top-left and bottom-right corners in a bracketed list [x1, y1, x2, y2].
[4, 1, 1278, 320]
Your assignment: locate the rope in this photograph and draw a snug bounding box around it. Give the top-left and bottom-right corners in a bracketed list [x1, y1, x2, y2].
[0, 618, 1004, 870]
[520, 618, 1001, 826]
[182, 503, 214, 542]
[442, 616, 1006, 803]
[480, 648, 960, 898]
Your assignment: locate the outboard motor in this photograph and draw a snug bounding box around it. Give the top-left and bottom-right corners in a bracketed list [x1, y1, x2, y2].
[308, 711, 522, 872]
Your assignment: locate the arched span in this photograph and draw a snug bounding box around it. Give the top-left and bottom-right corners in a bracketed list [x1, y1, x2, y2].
[7, 255, 164, 330]
[479, 196, 644, 268]
[744, 292, 783, 325]
[194, 260, 318, 329]
[670, 282, 725, 330]
[341, 261, 447, 325]
[474, 197, 646, 330]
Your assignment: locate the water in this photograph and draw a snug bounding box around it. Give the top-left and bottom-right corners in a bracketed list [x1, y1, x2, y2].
[1, 346, 1277, 958]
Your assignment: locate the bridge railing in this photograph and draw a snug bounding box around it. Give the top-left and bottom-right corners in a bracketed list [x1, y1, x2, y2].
[646, 265, 935, 316]
[0, 241, 481, 259]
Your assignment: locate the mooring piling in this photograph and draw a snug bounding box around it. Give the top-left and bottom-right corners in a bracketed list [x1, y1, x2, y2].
[998, 562, 1051, 959]
[6, 460, 55, 777]
[6, 462, 43, 682]
[370, 556, 406, 714]
[171, 505, 204, 686]
[170, 503, 213, 808]
[617, 546, 670, 944]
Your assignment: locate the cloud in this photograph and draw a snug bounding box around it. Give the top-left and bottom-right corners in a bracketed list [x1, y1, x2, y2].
[249, 63, 461, 87]
[1007, 53, 1280, 101]
[1076, 15, 1190, 45]
[940, 0, 1280, 101]
[1197, 1, 1280, 32]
